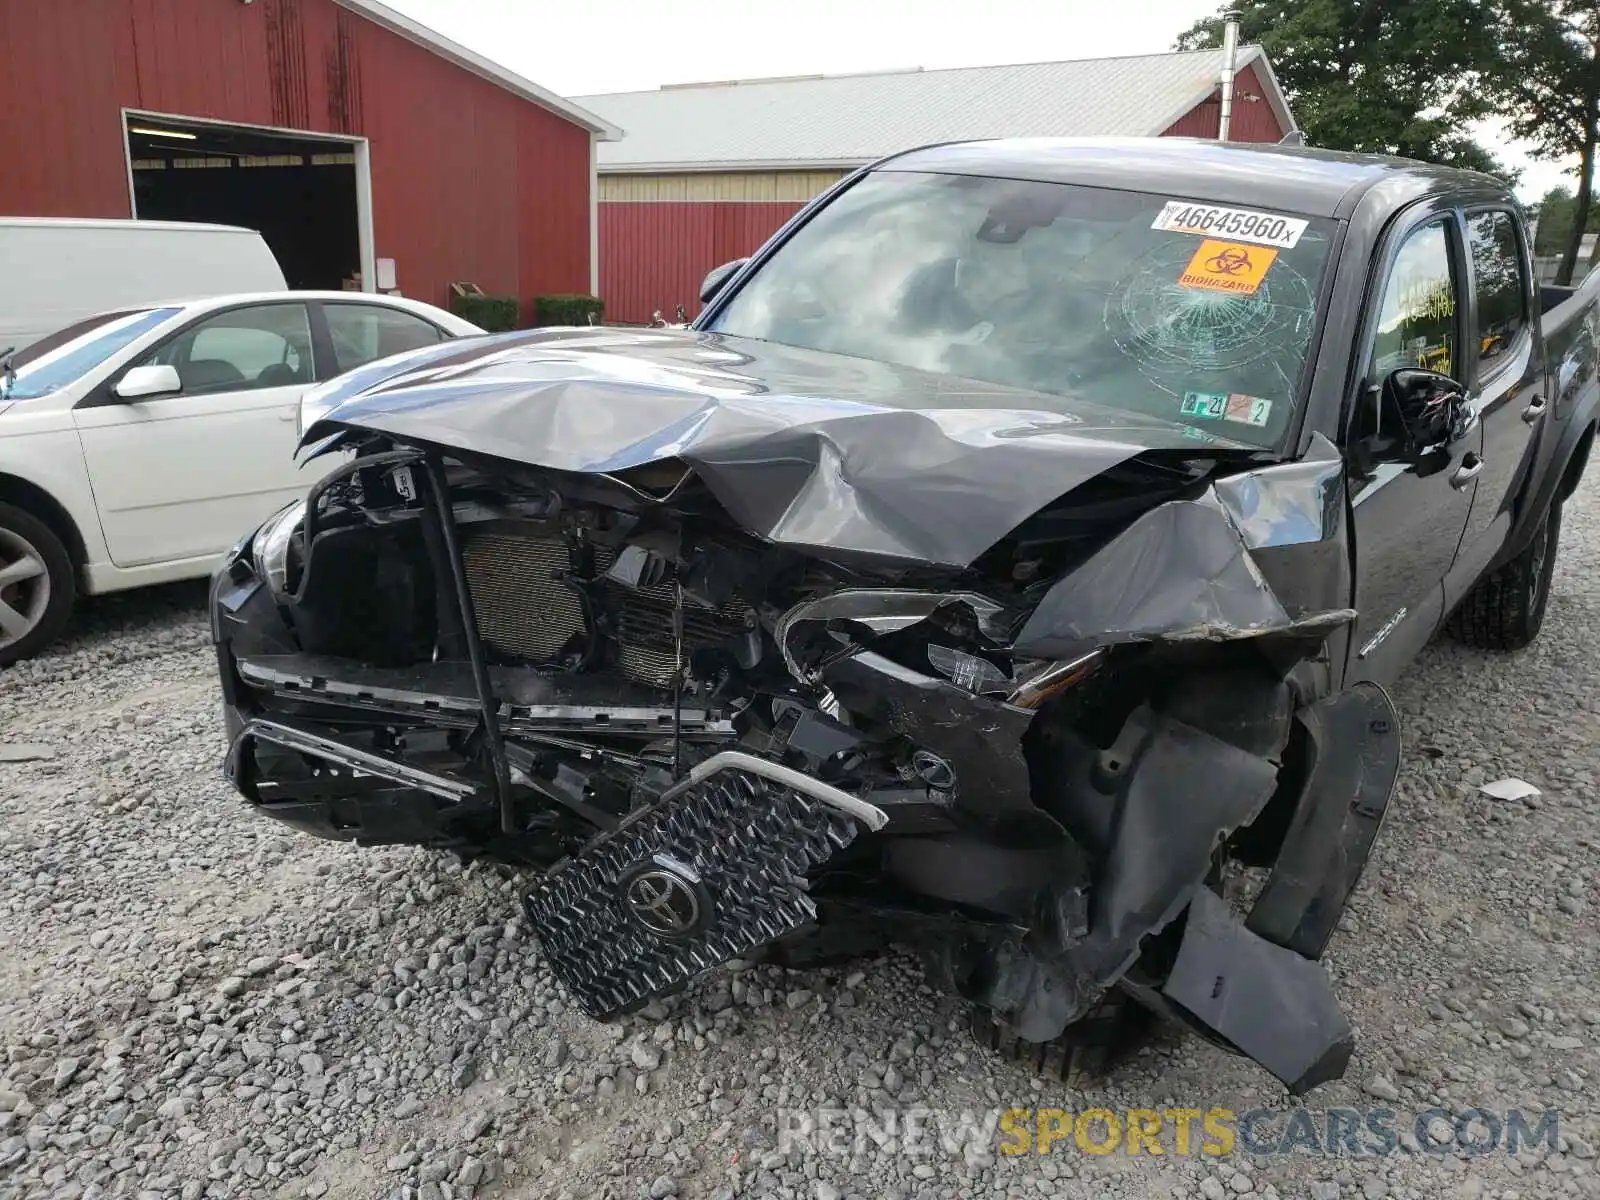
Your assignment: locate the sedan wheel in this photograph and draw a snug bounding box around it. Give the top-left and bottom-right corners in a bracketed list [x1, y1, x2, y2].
[0, 502, 76, 667]
[0, 527, 50, 651]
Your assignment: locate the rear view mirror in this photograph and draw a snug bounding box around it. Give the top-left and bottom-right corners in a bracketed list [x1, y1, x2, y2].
[114, 363, 181, 400]
[699, 259, 748, 305]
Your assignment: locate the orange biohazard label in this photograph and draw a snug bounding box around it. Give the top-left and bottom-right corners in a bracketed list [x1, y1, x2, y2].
[1177, 239, 1279, 294]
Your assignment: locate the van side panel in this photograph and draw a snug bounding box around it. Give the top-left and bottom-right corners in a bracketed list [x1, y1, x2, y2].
[0, 224, 286, 350]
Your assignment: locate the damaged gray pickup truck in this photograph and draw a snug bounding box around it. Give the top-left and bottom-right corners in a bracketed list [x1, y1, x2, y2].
[211, 139, 1600, 1094]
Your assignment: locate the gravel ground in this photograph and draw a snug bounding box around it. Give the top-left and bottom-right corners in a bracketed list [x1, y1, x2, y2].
[1, 478, 1597, 1200]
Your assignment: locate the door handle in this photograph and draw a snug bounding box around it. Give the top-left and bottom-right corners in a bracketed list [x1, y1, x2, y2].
[277, 411, 298, 422]
[1451, 453, 1484, 489]
[1521, 396, 1548, 424]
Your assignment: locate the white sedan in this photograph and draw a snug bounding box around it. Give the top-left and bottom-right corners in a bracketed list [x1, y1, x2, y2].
[0, 291, 484, 665]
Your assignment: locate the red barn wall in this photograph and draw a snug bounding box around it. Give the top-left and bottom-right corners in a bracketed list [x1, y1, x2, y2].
[600, 202, 805, 325]
[1160, 64, 1285, 142]
[0, 0, 591, 313]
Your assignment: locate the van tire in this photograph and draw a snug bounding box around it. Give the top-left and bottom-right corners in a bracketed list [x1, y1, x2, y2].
[0, 502, 75, 668]
[1448, 502, 1560, 652]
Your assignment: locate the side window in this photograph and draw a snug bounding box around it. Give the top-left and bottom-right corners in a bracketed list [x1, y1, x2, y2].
[1465, 209, 1529, 372]
[1369, 220, 1461, 385]
[146, 304, 313, 395]
[322, 304, 444, 375]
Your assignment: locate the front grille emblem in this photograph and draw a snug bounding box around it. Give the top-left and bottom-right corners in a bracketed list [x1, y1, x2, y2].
[620, 857, 705, 937]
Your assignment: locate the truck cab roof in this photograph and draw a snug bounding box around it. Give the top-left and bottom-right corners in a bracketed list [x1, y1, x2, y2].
[883, 137, 1515, 221]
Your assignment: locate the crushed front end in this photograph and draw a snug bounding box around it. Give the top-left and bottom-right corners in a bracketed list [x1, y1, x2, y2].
[214, 423, 1394, 1095]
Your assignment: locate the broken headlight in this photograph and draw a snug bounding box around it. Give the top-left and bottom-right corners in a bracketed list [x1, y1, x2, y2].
[776, 588, 1104, 706]
[251, 500, 307, 599]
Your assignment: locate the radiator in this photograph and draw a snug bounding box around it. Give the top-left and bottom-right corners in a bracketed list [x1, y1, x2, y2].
[461, 527, 751, 689]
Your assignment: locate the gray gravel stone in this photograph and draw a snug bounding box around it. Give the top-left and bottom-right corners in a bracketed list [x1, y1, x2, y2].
[1362, 1074, 1400, 1101]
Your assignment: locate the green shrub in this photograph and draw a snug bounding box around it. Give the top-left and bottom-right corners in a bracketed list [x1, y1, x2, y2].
[449, 293, 521, 333]
[533, 294, 605, 327]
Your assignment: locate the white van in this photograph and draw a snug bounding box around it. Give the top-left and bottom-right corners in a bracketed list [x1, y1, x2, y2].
[0, 218, 287, 352]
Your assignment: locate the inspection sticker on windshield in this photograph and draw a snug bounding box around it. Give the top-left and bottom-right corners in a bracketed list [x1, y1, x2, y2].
[1152, 202, 1308, 248]
[1182, 391, 1273, 427]
[1181, 391, 1227, 419]
[1178, 239, 1279, 294]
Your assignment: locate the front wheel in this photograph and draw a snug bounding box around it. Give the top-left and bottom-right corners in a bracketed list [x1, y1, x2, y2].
[0, 502, 76, 668]
[1447, 502, 1561, 651]
[969, 991, 1158, 1084]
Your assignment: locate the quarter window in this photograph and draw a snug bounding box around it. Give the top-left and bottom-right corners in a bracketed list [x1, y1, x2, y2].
[1465, 210, 1528, 372]
[1369, 220, 1460, 383]
[323, 304, 444, 375]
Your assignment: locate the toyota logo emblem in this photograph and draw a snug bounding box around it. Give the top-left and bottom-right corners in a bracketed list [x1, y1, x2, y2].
[620, 860, 704, 937]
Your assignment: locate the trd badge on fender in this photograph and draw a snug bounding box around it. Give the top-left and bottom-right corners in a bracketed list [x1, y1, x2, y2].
[619, 858, 706, 937]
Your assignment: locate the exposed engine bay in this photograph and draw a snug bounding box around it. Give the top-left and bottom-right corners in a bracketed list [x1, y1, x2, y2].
[212, 326, 1402, 1095]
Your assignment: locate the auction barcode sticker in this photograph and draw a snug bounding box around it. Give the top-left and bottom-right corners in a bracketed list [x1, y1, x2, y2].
[1151, 201, 1308, 249]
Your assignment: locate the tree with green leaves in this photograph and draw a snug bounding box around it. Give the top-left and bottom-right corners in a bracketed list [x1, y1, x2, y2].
[1175, 1, 1512, 175]
[1531, 185, 1600, 259]
[1494, 0, 1598, 285]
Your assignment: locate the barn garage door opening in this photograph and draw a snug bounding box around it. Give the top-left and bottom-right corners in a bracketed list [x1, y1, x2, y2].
[125, 113, 368, 291]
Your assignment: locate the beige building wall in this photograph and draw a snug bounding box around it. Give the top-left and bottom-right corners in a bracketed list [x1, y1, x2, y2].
[598, 170, 849, 203]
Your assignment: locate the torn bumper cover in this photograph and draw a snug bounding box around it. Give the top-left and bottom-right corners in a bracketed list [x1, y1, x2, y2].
[216, 330, 1388, 1092]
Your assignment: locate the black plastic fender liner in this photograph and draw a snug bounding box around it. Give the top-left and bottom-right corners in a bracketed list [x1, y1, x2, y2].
[1162, 889, 1355, 1095]
[1056, 705, 1283, 978]
[1246, 682, 1401, 959]
[967, 699, 1287, 1044]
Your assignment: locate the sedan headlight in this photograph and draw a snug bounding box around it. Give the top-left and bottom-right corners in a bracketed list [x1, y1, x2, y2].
[251, 500, 307, 599]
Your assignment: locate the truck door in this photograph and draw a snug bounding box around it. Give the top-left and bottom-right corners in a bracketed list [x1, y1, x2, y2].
[1443, 207, 1545, 602]
[1345, 212, 1482, 687]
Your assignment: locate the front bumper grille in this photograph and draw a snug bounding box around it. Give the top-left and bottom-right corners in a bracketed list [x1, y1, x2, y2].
[461, 527, 752, 689]
[524, 766, 860, 1018]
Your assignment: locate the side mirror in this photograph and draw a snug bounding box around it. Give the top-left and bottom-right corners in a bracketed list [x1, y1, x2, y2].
[1383, 368, 1469, 455]
[699, 259, 748, 305]
[114, 363, 182, 400]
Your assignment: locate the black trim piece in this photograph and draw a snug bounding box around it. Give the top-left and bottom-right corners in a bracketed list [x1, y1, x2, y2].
[294, 446, 422, 587]
[306, 301, 339, 383]
[422, 453, 515, 835]
[228, 717, 477, 803]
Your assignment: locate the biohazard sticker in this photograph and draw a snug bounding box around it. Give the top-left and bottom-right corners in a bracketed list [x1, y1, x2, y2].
[1178, 239, 1279, 294]
[1151, 202, 1308, 248]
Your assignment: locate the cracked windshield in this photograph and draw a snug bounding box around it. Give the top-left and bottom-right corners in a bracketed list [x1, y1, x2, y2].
[709, 169, 1336, 446]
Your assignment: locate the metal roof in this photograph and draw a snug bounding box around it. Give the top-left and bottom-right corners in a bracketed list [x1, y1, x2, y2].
[333, 0, 622, 140]
[576, 48, 1292, 172]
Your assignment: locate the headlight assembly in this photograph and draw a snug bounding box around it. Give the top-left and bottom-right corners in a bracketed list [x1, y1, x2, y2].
[250, 500, 307, 599]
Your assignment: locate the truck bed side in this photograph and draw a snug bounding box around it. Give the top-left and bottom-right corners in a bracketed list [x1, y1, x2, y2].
[1497, 270, 1600, 568]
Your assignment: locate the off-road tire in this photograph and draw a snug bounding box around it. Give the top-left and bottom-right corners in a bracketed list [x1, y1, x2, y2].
[1448, 502, 1561, 651]
[969, 991, 1160, 1084]
[0, 502, 75, 668]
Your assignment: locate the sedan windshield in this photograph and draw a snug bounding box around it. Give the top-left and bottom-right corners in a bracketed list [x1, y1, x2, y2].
[2, 308, 179, 400]
[706, 171, 1337, 447]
